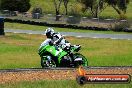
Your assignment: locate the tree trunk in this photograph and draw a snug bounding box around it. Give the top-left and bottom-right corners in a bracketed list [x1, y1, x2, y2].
[111, 5, 127, 19]
[63, 0, 69, 15]
[55, 10, 60, 21]
[112, 5, 121, 15]
[53, 0, 62, 21]
[95, 7, 98, 18]
[65, 5, 68, 15]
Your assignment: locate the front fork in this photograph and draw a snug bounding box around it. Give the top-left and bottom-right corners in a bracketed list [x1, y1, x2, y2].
[41, 56, 52, 67]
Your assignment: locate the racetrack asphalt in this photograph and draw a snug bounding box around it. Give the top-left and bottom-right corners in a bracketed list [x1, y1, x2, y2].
[5, 29, 132, 40]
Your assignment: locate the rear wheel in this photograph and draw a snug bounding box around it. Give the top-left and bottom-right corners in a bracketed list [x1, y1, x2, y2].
[73, 53, 88, 67]
[41, 57, 56, 68]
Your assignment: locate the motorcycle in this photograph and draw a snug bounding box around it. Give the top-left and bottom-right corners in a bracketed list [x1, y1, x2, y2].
[38, 44, 88, 68]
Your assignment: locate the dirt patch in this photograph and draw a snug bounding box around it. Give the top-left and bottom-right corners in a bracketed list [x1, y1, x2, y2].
[0, 68, 132, 84]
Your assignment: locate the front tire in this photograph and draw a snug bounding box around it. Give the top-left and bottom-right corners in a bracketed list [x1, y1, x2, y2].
[41, 57, 56, 68]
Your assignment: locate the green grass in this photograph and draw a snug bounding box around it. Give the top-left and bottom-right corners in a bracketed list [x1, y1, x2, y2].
[0, 33, 132, 69]
[0, 33, 41, 69]
[5, 22, 132, 34]
[0, 80, 132, 88]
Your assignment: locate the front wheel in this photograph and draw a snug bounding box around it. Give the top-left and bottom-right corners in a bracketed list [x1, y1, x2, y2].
[73, 53, 88, 67]
[41, 57, 56, 68]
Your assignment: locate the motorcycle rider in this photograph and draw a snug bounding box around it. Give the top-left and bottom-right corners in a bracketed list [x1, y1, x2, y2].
[39, 27, 71, 51]
[38, 27, 72, 66]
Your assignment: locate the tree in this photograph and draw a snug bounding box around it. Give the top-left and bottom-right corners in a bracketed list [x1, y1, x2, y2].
[105, 0, 130, 19]
[0, 0, 1, 9]
[77, 0, 107, 18]
[63, 0, 69, 15]
[16, 0, 31, 12]
[53, 0, 63, 21]
[1, 0, 31, 12]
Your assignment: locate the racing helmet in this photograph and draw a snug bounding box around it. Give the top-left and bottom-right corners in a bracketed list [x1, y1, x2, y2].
[45, 28, 55, 38]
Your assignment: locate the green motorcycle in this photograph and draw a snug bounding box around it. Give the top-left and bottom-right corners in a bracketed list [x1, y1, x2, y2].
[38, 44, 88, 68]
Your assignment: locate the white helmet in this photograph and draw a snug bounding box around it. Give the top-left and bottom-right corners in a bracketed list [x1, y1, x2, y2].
[45, 28, 55, 38]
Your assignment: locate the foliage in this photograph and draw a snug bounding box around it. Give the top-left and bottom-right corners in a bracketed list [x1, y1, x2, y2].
[0, 0, 31, 12]
[105, 0, 130, 13]
[105, 0, 130, 19]
[69, 2, 82, 16]
[67, 3, 82, 24]
[77, 0, 107, 18]
[32, 7, 43, 14]
[77, 0, 130, 19]
[118, 14, 127, 20]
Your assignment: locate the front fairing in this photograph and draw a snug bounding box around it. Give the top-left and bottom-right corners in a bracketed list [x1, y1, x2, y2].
[39, 45, 58, 56]
[38, 44, 67, 64]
